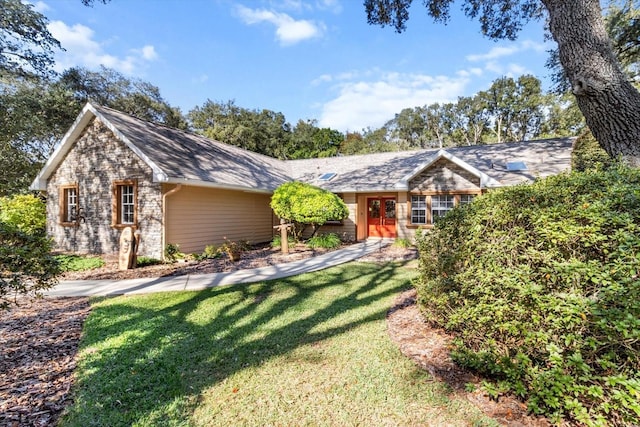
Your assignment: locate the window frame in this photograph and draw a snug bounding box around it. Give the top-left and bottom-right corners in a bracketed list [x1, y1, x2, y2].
[112, 179, 138, 228]
[430, 194, 455, 224]
[59, 183, 79, 226]
[408, 191, 479, 227]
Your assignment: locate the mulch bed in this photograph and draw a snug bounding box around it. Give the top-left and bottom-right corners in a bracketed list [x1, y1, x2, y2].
[386, 288, 555, 426]
[0, 297, 90, 427]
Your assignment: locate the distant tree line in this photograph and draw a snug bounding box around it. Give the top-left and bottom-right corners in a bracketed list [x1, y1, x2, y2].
[2, 0, 638, 196]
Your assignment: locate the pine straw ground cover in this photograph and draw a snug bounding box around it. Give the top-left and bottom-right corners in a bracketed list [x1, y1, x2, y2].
[1, 247, 554, 426]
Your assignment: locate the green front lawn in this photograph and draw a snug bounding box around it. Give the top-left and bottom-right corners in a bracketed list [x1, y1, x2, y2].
[61, 261, 495, 426]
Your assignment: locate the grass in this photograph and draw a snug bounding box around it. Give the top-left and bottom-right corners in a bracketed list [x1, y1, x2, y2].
[60, 261, 496, 427]
[55, 254, 105, 272]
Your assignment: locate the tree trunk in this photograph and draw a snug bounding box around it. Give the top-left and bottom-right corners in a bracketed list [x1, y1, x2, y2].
[543, 0, 640, 165]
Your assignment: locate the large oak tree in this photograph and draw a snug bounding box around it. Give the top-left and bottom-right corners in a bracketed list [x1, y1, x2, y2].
[365, 0, 640, 165]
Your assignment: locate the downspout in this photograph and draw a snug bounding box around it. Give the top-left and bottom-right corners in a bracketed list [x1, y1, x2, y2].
[161, 184, 182, 261]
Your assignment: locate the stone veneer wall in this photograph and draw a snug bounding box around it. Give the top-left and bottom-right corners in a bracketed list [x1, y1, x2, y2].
[46, 118, 164, 259]
[409, 158, 480, 192]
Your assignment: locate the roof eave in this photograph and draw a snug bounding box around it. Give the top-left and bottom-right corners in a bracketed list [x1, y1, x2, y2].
[162, 177, 275, 194]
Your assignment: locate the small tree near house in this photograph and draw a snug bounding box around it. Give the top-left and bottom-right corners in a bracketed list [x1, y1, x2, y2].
[270, 182, 349, 241]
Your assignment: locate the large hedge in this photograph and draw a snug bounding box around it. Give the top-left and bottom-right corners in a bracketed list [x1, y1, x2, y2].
[415, 167, 640, 426]
[571, 130, 615, 172]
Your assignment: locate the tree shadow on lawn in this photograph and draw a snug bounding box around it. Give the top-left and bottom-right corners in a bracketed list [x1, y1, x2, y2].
[63, 262, 415, 426]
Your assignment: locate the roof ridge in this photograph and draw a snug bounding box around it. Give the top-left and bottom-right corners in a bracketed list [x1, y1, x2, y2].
[92, 103, 288, 167]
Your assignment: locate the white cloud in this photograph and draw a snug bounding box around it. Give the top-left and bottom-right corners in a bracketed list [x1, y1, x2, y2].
[311, 73, 333, 85]
[316, 0, 342, 13]
[30, 1, 50, 13]
[466, 45, 520, 62]
[485, 61, 529, 77]
[465, 39, 549, 78]
[466, 40, 546, 62]
[457, 68, 483, 78]
[235, 5, 325, 45]
[47, 20, 158, 75]
[139, 45, 158, 61]
[316, 70, 470, 131]
[192, 74, 209, 83]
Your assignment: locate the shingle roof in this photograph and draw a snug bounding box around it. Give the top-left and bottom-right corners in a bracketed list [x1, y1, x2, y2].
[30, 103, 575, 193]
[287, 138, 574, 192]
[93, 105, 291, 192]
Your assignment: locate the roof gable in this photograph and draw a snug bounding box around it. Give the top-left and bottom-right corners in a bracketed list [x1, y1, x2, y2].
[30, 103, 291, 192]
[395, 150, 502, 190]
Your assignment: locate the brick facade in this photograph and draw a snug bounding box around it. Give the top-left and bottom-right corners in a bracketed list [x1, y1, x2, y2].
[46, 118, 164, 259]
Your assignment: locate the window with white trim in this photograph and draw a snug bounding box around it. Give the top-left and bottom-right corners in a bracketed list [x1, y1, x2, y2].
[112, 180, 137, 227]
[431, 195, 455, 223]
[59, 184, 79, 225]
[411, 195, 427, 224]
[459, 194, 475, 206]
[409, 193, 479, 225]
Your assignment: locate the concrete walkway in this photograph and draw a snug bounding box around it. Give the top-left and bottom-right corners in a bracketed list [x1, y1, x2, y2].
[46, 239, 394, 297]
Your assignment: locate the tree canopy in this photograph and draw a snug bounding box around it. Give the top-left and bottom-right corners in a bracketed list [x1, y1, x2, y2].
[0, 66, 186, 196]
[364, 0, 640, 164]
[0, 0, 61, 79]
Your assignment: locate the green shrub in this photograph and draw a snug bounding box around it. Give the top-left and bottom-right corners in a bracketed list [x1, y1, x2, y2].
[1, 222, 60, 309]
[271, 234, 297, 249]
[55, 254, 105, 272]
[307, 233, 341, 249]
[136, 256, 162, 267]
[164, 243, 182, 263]
[572, 130, 616, 172]
[270, 181, 348, 240]
[0, 194, 46, 235]
[415, 166, 640, 426]
[193, 244, 221, 261]
[393, 237, 413, 248]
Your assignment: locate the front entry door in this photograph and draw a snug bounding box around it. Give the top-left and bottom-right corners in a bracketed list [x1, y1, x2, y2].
[367, 197, 396, 238]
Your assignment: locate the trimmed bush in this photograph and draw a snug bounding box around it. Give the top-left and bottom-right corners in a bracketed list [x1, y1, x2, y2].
[271, 181, 348, 240]
[415, 166, 640, 426]
[307, 233, 341, 249]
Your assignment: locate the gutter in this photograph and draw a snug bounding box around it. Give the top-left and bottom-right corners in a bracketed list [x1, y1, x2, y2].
[161, 184, 182, 261]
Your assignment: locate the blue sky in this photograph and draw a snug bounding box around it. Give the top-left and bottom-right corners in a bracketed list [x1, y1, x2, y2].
[35, 0, 553, 132]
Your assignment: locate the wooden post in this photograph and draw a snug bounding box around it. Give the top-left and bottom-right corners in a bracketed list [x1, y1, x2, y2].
[274, 219, 293, 254]
[280, 218, 289, 254]
[131, 230, 141, 268]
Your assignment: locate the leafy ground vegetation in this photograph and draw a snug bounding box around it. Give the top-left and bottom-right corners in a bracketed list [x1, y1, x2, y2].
[0, 194, 59, 309]
[415, 166, 640, 426]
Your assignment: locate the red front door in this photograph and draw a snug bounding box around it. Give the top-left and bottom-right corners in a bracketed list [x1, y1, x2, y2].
[367, 197, 396, 238]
